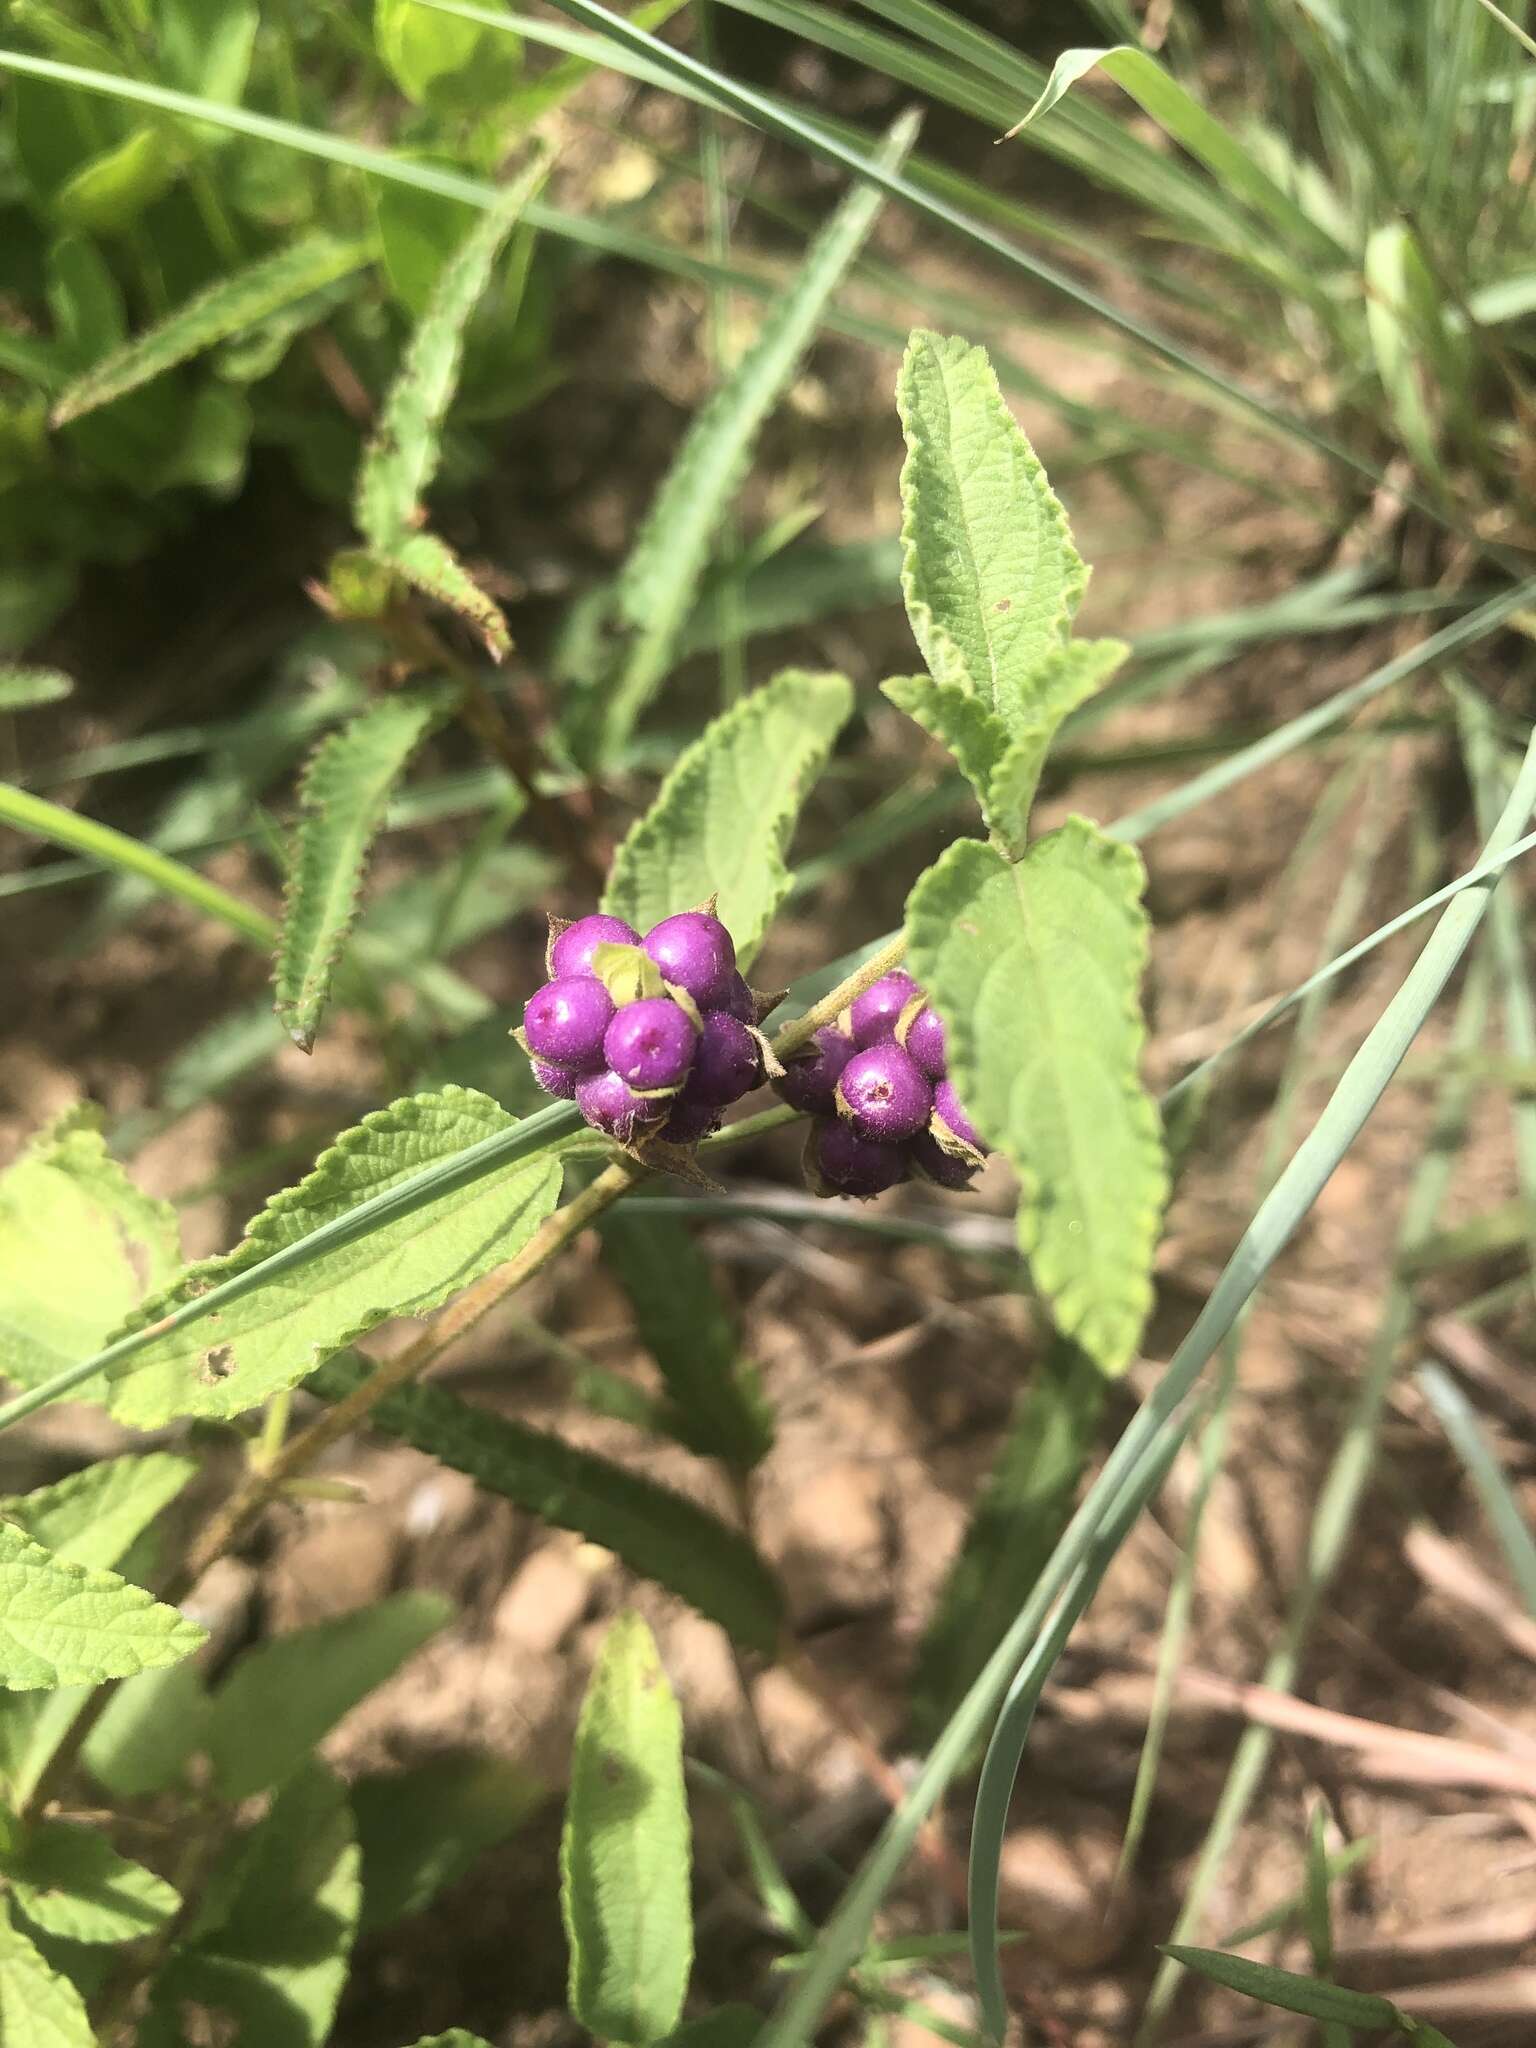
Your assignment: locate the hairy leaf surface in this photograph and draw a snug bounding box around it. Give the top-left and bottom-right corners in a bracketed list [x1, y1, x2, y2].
[10, 1819, 180, 1943]
[603, 668, 852, 965]
[0, 1107, 180, 1391]
[206, 1592, 451, 1802]
[0, 1451, 196, 1570]
[379, 528, 511, 659]
[907, 821, 1166, 1372]
[561, 1613, 692, 2045]
[274, 686, 451, 1052]
[0, 1523, 205, 1691]
[897, 329, 1085, 723]
[569, 113, 915, 762]
[355, 154, 546, 547]
[0, 1897, 93, 2046]
[105, 1088, 562, 1429]
[52, 237, 370, 425]
[601, 1212, 772, 1471]
[311, 1357, 784, 1652]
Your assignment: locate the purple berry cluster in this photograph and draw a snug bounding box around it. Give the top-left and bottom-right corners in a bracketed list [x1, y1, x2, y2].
[520, 910, 764, 1148]
[775, 970, 990, 1199]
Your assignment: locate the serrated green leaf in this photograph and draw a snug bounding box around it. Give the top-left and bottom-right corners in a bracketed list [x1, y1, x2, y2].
[274, 686, 451, 1052]
[1161, 1945, 1452, 2040]
[104, 1087, 563, 1430]
[0, 668, 73, 711]
[354, 1753, 542, 1931]
[10, 1818, 179, 1944]
[205, 1592, 452, 1803]
[376, 529, 511, 659]
[155, 1762, 359, 2048]
[0, 1451, 196, 1569]
[355, 153, 547, 548]
[906, 820, 1166, 1373]
[570, 111, 916, 764]
[0, 1107, 180, 1392]
[1007, 45, 1347, 263]
[897, 330, 1085, 726]
[911, 1339, 1103, 1741]
[561, 1612, 692, 2045]
[0, 1523, 205, 1692]
[879, 673, 1010, 808]
[52, 236, 371, 426]
[0, 1896, 93, 2047]
[601, 1212, 772, 1472]
[310, 1356, 785, 1653]
[981, 638, 1129, 853]
[602, 668, 852, 967]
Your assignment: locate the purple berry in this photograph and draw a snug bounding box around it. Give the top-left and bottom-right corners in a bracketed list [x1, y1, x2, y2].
[848, 971, 920, 1049]
[522, 975, 615, 1071]
[901, 1003, 947, 1080]
[835, 1042, 933, 1143]
[643, 912, 736, 1007]
[686, 1010, 761, 1108]
[531, 1058, 580, 1100]
[550, 913, 641, 980]
[811, 1118, 907, 1198]
[603, 996, 697, 1093]
[908, 1129, 977, 1190]
[657, 1097, 720, 1145]
[933, 1078, 986, 1155]
[576, 1069, 664, 1144]
[775, 1025, 854, 1115]
[721, 972, 756, 1023]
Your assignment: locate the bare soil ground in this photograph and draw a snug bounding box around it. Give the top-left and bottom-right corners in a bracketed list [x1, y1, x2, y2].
[5, 164, 1536, 2048]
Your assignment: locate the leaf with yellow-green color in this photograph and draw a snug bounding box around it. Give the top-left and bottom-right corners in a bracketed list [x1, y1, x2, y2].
[0, 1523, 205, 1691]
[561, 1613, 692, 2045]
[906, 820, 1166, 1373]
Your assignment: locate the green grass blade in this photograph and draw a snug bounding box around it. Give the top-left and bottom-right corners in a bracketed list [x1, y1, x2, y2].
[1136, 958, 1495, 2041]
[1164, 824, 1536, 1107]
[1418, 1360, 1536, 1618]
[0, 781, 274, 944]
[51, 235, 371, 426]
[571, 113, 914, 762]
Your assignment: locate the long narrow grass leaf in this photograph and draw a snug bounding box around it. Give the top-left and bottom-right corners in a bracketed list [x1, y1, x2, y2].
[755, 727, 1536, 2048]
[1418, 1360, 1536, 1618]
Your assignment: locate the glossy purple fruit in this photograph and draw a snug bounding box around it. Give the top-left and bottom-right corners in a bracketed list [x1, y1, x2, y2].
[657, 1097, 720, 1145]
[603, 996, 697, 1093]
[848, 970, 920, 1049]
[901, 1003, 947, 1080]
[836, 1041, 933, 1142]
[686, 1010, 761, 1107]
[531, 1058, 580, 1100]
[811, 1118, 907, 1198]
[721, 972, 756, 1023]
[908, 1129, 977, 1190]
[549, 913, 641, 980]
[933, 1078, 986, 1155]
[775, 1025, 854, 1115]
[522, 975, 615, 1071]
[576, 1069, 664, 1144]
[643, 911, 736, 1007]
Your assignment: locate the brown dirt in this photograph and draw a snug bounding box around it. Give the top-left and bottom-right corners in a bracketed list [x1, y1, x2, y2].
[5, 123, 1536, 2048]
